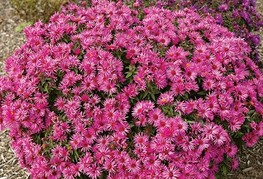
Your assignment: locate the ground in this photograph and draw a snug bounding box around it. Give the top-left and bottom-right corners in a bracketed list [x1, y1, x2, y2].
[0, 0, 262, 178]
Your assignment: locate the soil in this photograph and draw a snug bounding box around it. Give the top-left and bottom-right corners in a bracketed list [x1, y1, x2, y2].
[0, 0, 262, 178]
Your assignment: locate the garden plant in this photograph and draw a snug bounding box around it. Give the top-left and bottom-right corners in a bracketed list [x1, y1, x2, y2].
[0, 0, 263, 178]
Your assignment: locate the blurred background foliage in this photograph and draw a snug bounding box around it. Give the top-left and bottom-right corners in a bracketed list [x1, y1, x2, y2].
[10, 0, 70, 23]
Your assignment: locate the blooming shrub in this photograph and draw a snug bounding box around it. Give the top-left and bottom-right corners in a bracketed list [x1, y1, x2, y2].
[1, 0, 263, 178]
[131, 0, 263, 65]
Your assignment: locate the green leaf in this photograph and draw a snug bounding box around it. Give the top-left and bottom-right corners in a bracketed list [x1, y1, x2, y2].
[126, 72, 133, 78]
[222, 165, 227, 176]
[15, 21, 32, 32]
[129, 123, 135, 128]
[128, 65, 136, 72]
[197, 77, 203, 84]
[182, 93, 189, 100]
[247, 110, 255, 116]
[150, 93, 156, 101]
[197, 91, 206, 96]
[142, 92, 149, 99]
[43, 82, 49, 92]
[232, 131, 243, 138]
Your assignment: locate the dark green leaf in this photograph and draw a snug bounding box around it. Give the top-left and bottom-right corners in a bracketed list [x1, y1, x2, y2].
[197, 91, 206, 96]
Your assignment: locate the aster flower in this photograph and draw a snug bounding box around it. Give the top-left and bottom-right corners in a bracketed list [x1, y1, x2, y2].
[157, 92, 174, 106]
[242, 131, 259, 147]
[166, 46, 189, 61]
[230, 157, 239, 170]
[132, 101, 154, 118]
[163, 165, 179, 179]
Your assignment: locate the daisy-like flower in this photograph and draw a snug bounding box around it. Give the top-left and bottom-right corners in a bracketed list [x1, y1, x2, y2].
[166, 46, 189, 60]
[134, 133, 149, 148]
[59, 71, 82, 89]
[163, 165, 179, 179]
[132, 101, 154, 118]
[86, 164, 101, 179]
[128, 159, 141, 173]
[148, 108, 165, 126]
[242, 131, 259, 147]
[197, 103, 214, 120]
[158, 34, 171, 46]
[195, 137, 210, 153]
[103, 158, 117, 174]
[230, 157, 239, 170]
[166, 64, 181, 82]
[157, 92, 174, 106]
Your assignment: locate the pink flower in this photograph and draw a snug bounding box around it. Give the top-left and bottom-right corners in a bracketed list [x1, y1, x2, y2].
[122, 84, 139, 98]
[171, 81, 185, 96]
[197, 103, 214, 120]
[148, 108, 165, 126]
[85, 164, 101, 179]
[132, 101, 154, 118]
[166, 64, 181, 82]
[81, 76, 96, 92]
[134, 133, 149, 148]
[128, 159, 141, 173]
[158, 34, 171, 46]
[243, 131, 259, 147]
[166, 46, 189, 61]
[195, 137, 210, 153]
[226, 144, 238, 158]
[157, 92, 174, 106]
[203, 78, 216, 90]
[231, 158, 239, 170]
[163, 165, 179, 179]
[103, 158, 117, 173]
[227, 115, 244, 131]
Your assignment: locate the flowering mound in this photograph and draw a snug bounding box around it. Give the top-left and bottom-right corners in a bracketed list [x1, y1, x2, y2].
[0, 1, 263, 178]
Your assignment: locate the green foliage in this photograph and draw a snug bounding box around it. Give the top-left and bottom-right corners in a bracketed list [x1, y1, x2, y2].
[15, 21, 32, 32]
[10, 0, 69, 22]
[161, 105, 176, 117]
[215, 157, 232, 179]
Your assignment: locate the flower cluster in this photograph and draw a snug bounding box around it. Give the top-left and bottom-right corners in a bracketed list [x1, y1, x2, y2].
[0, 0, 263, 178]
[132, 0, 263, 64]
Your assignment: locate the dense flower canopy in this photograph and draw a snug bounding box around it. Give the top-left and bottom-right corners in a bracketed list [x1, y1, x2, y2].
[131, 0, 263, 64]
[0, 0, 262, 178]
